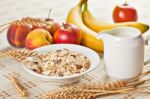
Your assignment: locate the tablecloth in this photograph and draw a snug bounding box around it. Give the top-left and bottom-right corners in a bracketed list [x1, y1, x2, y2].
[0, 0, 150, 99]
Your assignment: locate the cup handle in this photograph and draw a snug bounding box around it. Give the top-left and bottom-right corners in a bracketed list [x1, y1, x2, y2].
[144, 34, 150, 45]
[144, 57, 150, 65]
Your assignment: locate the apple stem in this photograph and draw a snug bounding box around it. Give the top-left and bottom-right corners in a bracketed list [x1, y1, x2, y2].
[123, 1, 128, 6]
[63, 23, 67, 29]
[47, 9, 52, 19]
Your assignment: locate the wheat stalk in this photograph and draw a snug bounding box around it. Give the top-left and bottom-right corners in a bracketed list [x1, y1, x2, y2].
[43, 80, 131, 98]
[129, 70, 150, 82]
[10, 76, 28, 97]
[77, 80, 128, 90]
[0, 22, 10, 33]
[7, 49, 38, 62]
[43, 71, 150, 99]
[0, 17, 54, 34]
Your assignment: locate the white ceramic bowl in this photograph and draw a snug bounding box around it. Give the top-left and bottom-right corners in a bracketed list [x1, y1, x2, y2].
[22, 44, 100, 85]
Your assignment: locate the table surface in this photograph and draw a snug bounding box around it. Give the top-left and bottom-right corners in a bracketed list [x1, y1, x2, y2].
[0, 0, 150, 99]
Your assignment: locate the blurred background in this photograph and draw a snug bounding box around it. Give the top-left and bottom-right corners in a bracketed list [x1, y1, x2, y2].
[0, 0, 149, 45]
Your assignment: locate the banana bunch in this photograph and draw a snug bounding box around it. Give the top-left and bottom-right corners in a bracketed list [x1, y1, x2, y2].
[66, 0, 149, 53]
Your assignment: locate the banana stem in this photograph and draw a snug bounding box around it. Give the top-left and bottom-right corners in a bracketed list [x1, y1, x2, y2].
[83, 0, 88, 11]
[77, 0, 87, 7]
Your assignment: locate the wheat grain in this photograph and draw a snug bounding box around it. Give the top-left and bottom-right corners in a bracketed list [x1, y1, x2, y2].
[43, 77, 150, 99]
[76, 80, 128, 90]
[11, 17, 52, 28]
[7, 49, 38, 62]
[10, 76, 27, 97]
[0, 17, 55, 34]
[43, 80, 129, 98]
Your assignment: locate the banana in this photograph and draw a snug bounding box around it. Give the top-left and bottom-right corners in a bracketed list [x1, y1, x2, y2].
[83, 1, 149, 33]
[66, 0, 103, 52]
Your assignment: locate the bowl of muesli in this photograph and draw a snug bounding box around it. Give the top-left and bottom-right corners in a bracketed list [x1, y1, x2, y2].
[22, 44, 100, 85]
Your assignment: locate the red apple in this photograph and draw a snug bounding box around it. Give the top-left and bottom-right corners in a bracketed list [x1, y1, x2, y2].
[113, 2, 138, 22]
[54, 23, 81, 44]
[44, 18, 60, 35]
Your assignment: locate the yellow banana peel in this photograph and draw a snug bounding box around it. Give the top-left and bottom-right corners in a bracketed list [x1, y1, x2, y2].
[66, 1, 104, 52]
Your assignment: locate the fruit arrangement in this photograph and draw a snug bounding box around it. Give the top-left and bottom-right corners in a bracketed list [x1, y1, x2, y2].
[0, 0, 149, 53]
[6, 17, 81, 50]
[7, 17, 60, 48]
[66, 0, 149, 52]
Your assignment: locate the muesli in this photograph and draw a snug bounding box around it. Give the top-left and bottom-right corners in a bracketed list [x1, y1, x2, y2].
[23, 49, 90, 77]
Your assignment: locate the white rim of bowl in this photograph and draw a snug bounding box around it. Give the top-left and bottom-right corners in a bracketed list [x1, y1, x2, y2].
[22, 44, 100, 79]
